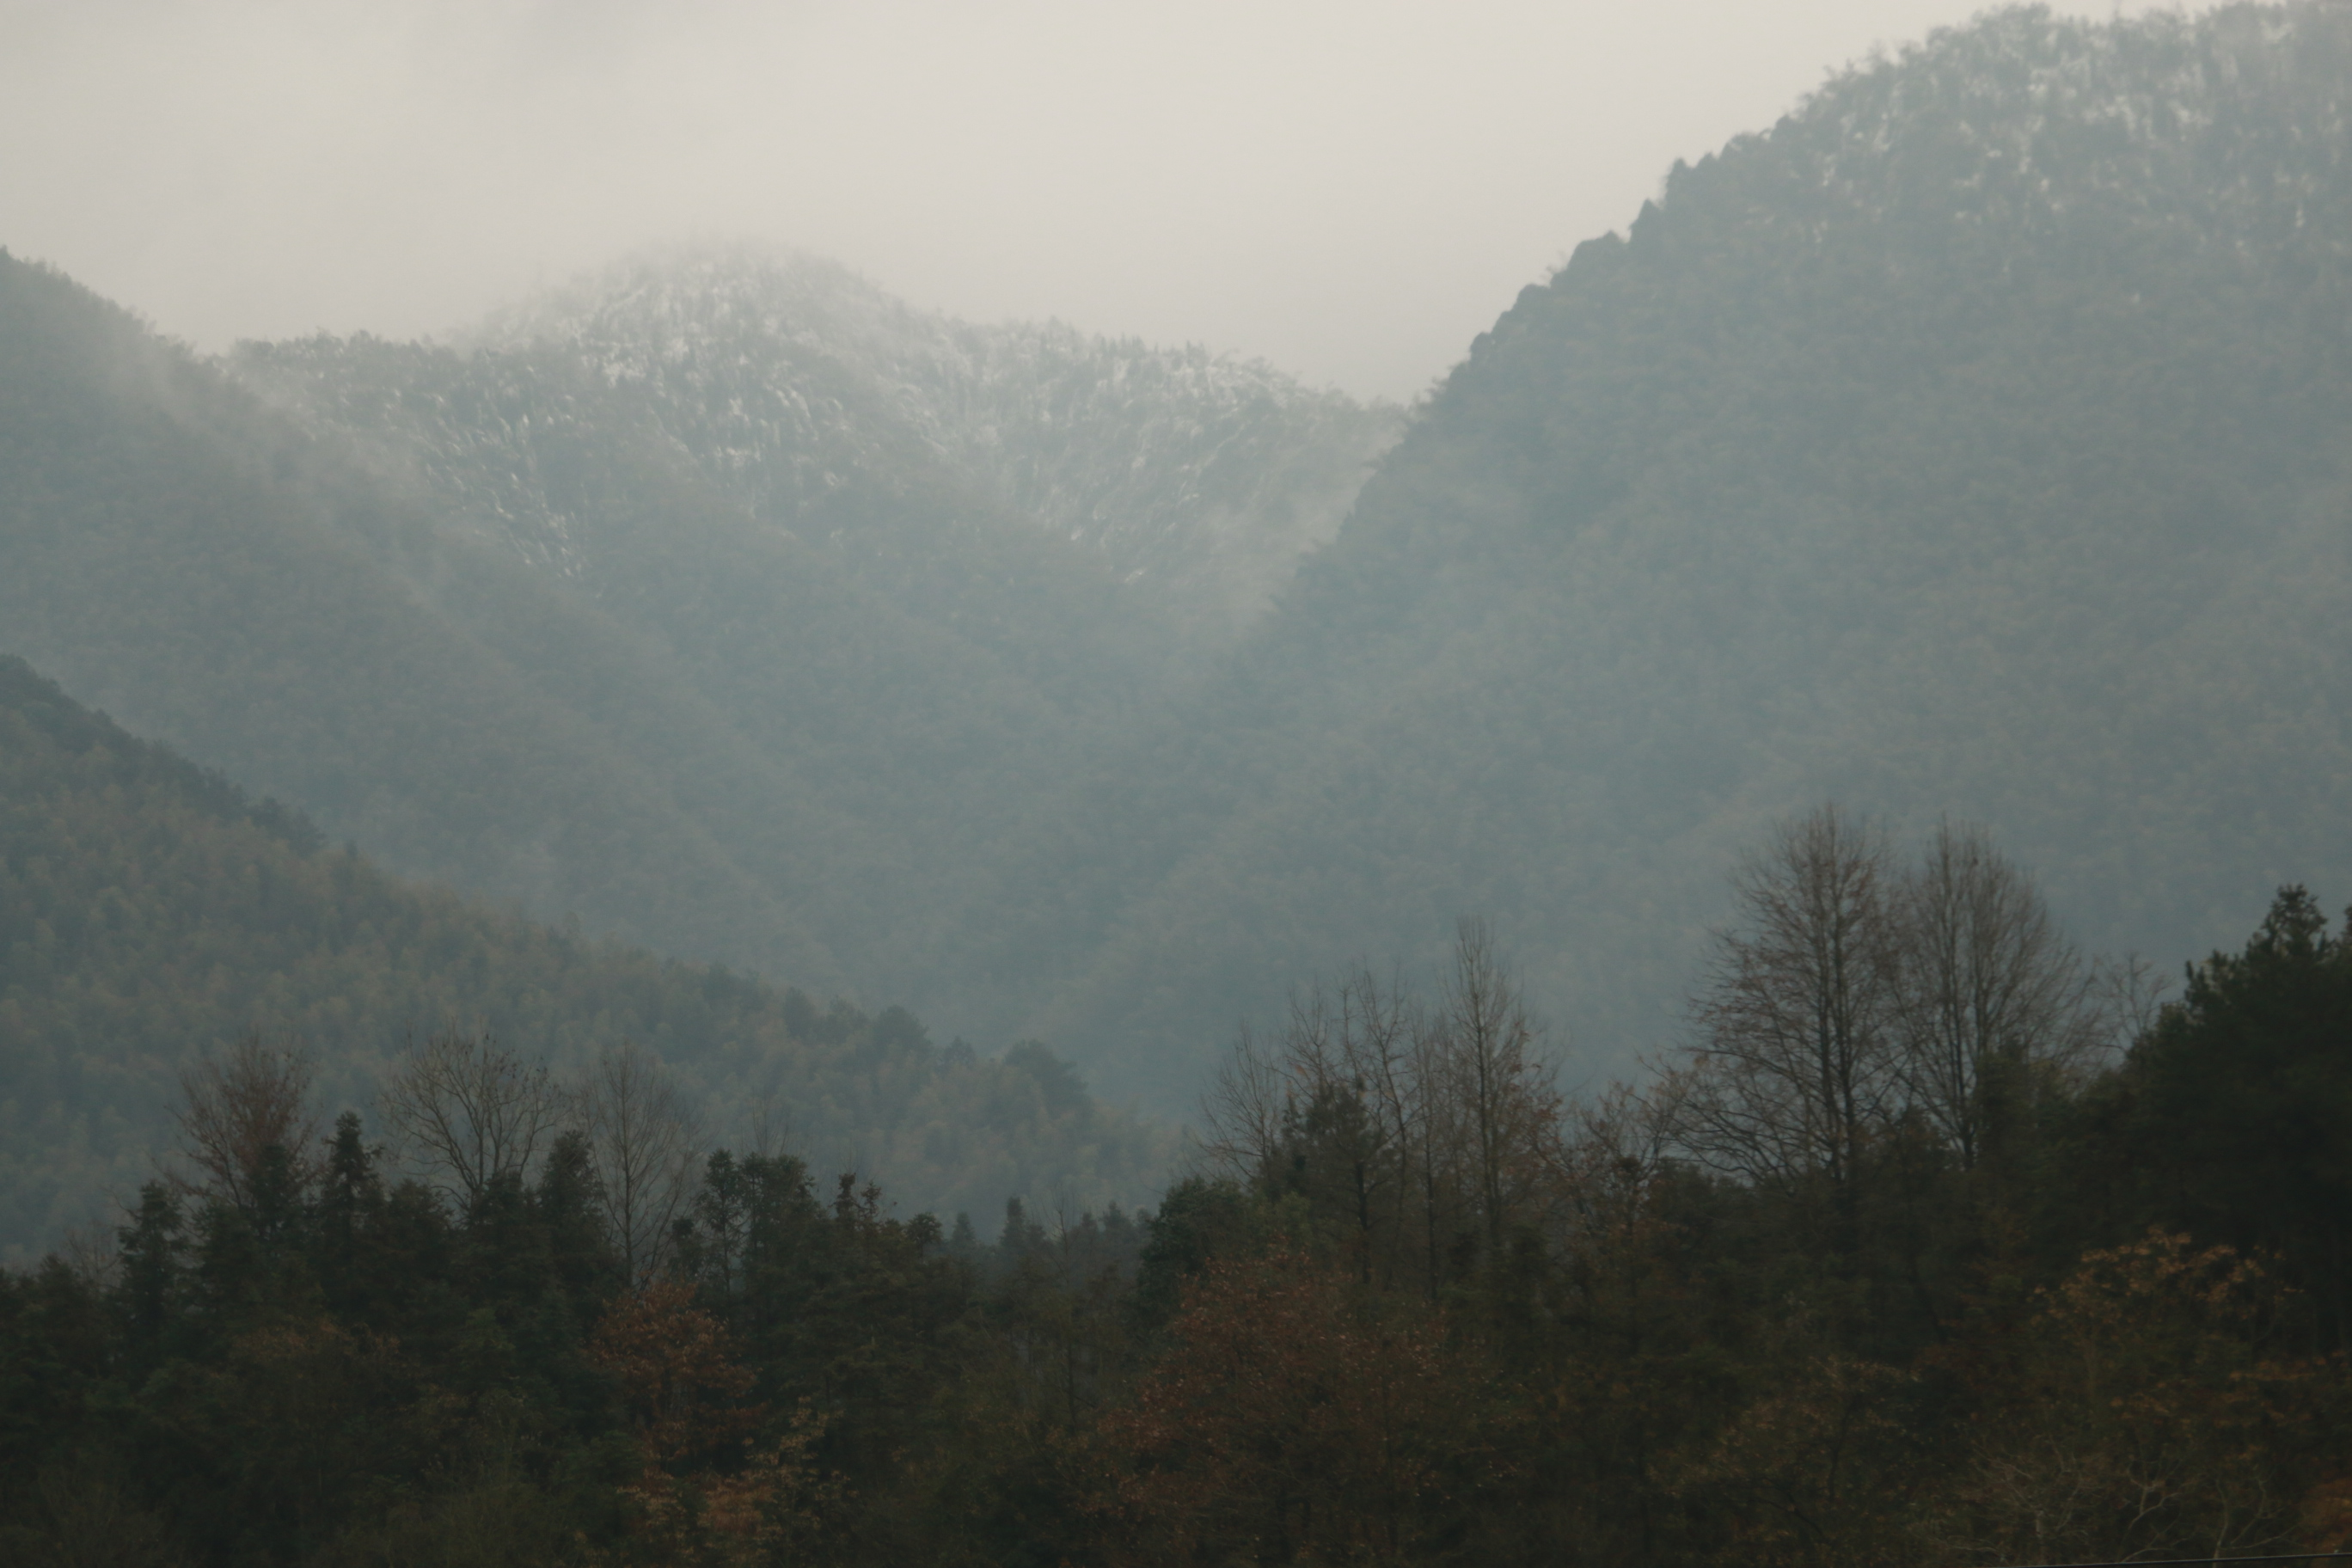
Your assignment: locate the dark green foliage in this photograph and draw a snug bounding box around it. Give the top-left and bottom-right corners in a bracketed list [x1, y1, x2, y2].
[1128, 1175, 1251, 1332]
[0, 1099, 1171, 1567]
[2113, 885, 2352, 1343]
[2, 1138, 631, 1566]
[0, 889, 2348, 1565]
[675, 1155, 972, 1547]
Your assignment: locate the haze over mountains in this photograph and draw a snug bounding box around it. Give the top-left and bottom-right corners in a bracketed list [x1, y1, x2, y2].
[4, 0, 2350, 1160]
[1026, 0, 2352, 1098]
[0, 653, 1173, 1262]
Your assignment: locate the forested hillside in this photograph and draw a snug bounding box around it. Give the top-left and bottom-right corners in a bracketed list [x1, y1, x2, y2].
[9, 4, 2352, 1551]
[225, 252, 1397, 1006]
[0, 655, 1167, 1262]
[0, 249, 859, 993]
[3, 869, 2346, 1565]
[463, 250, 1396, 643]
[0, 242, 1397, 1084]
[7, 4, 2351, 1117]
[1004, 1, 2352, 1101]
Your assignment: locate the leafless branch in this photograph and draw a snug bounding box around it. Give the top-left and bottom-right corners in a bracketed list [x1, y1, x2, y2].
[580, 1040, 707, 1283]
[377, 1031, 562, 1205]
[169, 1033, 321, 1210]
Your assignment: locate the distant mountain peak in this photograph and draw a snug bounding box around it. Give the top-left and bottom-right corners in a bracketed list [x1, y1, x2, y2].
[474, 245, 958, 392]
[242, 243, 1401, 640]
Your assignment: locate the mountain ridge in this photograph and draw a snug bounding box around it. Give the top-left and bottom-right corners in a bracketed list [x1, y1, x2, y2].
[0, 649, 1169, 1262]
[991, 0, 2352, 1099]
[243, 248, 1401, 645]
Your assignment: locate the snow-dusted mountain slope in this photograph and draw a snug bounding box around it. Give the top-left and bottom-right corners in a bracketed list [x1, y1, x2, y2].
[238, 252, 1400, 642]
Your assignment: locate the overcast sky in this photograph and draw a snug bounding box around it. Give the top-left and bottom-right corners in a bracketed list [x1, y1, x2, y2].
[3, 0, 2159, 400]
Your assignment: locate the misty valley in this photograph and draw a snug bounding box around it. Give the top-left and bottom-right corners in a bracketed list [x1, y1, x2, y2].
[5, 4, 2352, 1565]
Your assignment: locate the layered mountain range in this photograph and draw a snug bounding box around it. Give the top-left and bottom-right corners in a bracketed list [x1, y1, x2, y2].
[0, 652, 1172, 1262]
[5, 1, 2350, 1152]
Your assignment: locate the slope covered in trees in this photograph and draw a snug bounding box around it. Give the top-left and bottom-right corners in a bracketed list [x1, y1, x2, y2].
[0, 241, 1396, 1069]
[0, 248, 854, 994]
[450, 249, 1397, 644]
[225, 251, 1398, 1009]
[1007, 1, 2352, 1100]
[3, 872, 2346, 1566]
[0, 654, 1167, 1263]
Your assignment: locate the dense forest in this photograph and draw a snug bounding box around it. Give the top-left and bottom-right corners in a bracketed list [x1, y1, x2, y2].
[3, 817, 2346, 1565]
[0, 654, 1167, 1262]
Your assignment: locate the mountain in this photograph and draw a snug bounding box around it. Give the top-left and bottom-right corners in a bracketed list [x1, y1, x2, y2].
[9, 2, 2349, 1120]
[1007, 1, 2352, 1100]
[0, 242, 1394, 1054]
[0, 248, 853, 993]
[222, 253, 1399, 1023]
[0, 652, 1168, 1263]
[461, 250, 1397, 644]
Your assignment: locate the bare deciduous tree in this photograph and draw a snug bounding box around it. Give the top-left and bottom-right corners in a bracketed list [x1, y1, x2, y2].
[1566, 1075, 1687, 1204]
[378, 1031, 562, 1205]
[1676, 805, 1901, 1237]
[1199, 925, 1560, 1295]
[1894, 820, 2101, 1170]
[1199, 1018, 1293, 1185]
[1434, 917, 1561, 1250]
[170, 1033, 320, 1210]
[1678, 805, 2135, 1227]
[580, 1040, 707, 1284]
[2090, 949, 2172, 1054]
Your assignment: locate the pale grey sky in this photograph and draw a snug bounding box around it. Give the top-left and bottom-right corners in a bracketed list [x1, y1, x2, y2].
[2, 0, 2159, 399]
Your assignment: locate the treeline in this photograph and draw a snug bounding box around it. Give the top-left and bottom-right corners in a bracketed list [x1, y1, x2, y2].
[0, 652, 1170, 1259]
[4, 812, 2349, 1565]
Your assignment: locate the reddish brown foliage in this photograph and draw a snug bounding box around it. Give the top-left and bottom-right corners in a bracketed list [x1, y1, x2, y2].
[1099, 1250, 1478, 1565]
[589, 1279, 837, 1566]
[1925, 1231, 2336, 1565]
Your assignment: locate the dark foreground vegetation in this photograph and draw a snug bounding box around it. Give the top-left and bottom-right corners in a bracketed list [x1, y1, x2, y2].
[4, 812, 2349, 1567]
